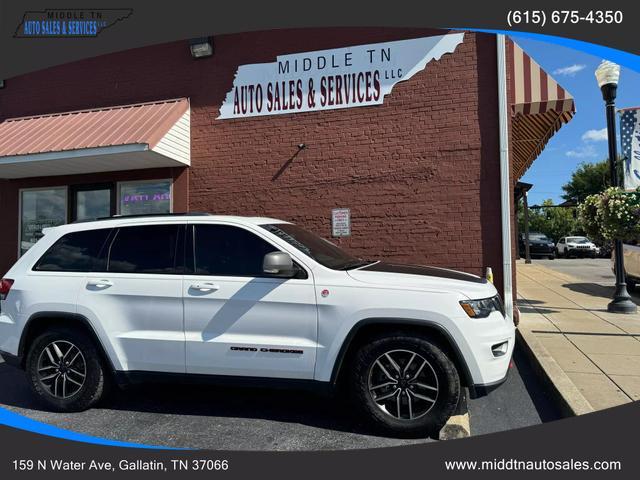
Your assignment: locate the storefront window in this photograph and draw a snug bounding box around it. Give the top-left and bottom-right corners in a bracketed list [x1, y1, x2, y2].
[20, 187, 67, 256]
[118, 180, 172, 216]
[75, 188, 112, 221]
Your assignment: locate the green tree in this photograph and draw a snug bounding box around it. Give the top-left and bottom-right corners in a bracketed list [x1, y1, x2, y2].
[561, 160, 610, 203]
[518, 199, 582, 243]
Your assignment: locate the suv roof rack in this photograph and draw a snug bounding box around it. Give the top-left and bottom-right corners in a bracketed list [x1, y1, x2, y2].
[71, 212, 212, 224]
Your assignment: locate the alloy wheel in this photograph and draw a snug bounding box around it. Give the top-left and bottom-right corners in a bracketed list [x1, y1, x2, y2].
[37, 340, 87, 399]
[367, 349, 439, 420]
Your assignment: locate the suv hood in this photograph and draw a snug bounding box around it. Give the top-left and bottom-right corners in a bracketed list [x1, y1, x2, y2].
[347, 262, 497, 299]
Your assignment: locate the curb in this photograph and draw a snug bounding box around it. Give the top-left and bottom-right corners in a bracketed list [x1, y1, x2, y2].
[439, 389, 470, 440]
[516, 328, 594, 417]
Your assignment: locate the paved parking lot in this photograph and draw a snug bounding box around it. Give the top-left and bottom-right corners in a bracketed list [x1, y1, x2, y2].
[0, 343, 559, 450]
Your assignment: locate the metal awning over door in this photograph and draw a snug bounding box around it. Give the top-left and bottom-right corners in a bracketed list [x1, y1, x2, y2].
[0, 98, 190, 179]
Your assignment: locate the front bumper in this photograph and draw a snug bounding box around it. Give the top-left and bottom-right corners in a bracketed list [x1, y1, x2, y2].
[450, 309, 515, 397]
[520, 245, 555, 256]
[530, 245, 554, 254]
[0, 350, 22, 368]
[468, 367, 510, 398]
[567, 248, 596, 257]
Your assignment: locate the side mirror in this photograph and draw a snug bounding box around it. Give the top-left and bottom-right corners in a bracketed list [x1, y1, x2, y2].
[263, 251, 295, 276]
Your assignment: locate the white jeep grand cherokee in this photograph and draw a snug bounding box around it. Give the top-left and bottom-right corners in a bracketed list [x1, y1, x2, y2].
[0, 214, 514, 436]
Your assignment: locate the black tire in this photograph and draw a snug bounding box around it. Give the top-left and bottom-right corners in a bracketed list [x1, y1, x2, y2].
[25, 327, 108, 412]
[349, 332, 460, 438]
[548, 254, 555, 260]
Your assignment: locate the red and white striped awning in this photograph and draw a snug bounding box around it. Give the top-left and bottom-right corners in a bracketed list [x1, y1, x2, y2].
[509, 40, 575, 178]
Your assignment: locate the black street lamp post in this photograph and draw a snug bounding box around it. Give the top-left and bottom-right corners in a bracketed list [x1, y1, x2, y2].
[595, 60, 637, 314]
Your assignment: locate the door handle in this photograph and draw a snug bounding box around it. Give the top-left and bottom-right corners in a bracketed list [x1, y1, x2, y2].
[190, 282, 220, 292]
[87, 279, 113, 288]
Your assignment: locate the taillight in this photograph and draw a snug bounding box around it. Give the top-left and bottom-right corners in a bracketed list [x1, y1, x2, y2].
[0, 278, 14, 300]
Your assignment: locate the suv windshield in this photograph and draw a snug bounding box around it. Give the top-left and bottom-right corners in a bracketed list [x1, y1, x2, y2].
[528, 234, 550, 242]
[567, 237, 589, 244]
[261, 223, 372, 270]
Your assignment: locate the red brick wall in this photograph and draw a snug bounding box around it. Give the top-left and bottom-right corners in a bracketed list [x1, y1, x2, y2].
[0, 28, 505, 295]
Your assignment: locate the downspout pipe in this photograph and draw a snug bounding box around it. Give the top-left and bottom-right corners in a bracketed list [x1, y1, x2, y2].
[496, 34, 514, 322]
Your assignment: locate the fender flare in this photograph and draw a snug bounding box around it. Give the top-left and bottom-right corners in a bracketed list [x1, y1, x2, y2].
[329, 317, 473, 389]
[19, 311, 117, 373]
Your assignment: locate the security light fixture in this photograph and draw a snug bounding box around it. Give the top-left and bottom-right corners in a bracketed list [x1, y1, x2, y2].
[595, 60, 620, 103]
[595, 60, 620, 89]
[0, 80, 4, 89]
[189, 37, 213, 59]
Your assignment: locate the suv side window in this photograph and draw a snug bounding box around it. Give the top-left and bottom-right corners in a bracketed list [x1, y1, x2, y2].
[34, 229, 112, 272]
[107, 224, 182, 274]
[193, 224, 279, 277]
[559, 238, 565, 244]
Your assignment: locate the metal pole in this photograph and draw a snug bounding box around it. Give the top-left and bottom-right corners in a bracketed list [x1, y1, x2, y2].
[601, 83, 637, 313]
[523, 192, 531, 264]
[515, 199, 521, 260]
[496, 34, 514, 322]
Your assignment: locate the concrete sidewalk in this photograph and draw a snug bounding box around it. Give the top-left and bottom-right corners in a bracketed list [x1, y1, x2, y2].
[517, 261, 640, 415]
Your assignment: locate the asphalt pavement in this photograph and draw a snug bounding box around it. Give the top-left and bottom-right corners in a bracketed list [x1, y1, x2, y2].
[0, 340, 560, 450]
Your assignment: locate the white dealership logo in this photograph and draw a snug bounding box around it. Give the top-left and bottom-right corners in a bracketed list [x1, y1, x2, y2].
[217, 33, 464, 119]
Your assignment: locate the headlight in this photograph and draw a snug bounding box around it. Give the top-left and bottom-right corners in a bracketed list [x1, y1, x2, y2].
[460, 295, 504, 318]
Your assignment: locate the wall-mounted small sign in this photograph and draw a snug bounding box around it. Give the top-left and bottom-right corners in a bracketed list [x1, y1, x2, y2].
[332, 208, 351, 237]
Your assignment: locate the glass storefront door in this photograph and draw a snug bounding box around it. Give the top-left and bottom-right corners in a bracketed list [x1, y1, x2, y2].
[71, 185, 114, 222]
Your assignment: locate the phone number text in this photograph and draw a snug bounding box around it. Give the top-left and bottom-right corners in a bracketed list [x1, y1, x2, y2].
[507, 10, 623, 27]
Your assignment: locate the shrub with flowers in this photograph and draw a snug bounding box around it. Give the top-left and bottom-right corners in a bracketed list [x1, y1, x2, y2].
[578, 187, 640, 241]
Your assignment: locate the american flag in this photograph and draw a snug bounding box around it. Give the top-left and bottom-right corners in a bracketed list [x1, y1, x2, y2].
[620, 107, 640, 190]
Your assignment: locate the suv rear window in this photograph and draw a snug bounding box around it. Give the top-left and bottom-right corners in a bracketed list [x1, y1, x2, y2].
[34, 229, 112, 272]
[107, 225, 182, 274]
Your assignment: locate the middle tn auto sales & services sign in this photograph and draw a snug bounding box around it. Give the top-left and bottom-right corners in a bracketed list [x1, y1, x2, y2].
[217, 33, 464, 119]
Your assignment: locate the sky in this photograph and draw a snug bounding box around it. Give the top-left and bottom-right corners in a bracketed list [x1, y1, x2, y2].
[514, 37, 640, 206]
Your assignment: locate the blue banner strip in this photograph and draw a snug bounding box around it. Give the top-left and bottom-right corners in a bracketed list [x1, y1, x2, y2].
[0, 406, 186, 450]
[455, 28, 640, 72]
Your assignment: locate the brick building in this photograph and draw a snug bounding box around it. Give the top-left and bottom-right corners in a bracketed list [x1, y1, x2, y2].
[0, 28, 574, 314]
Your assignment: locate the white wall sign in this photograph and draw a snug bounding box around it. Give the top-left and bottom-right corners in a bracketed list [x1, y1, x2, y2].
[217, 33, 464, 119]
[332, 208, 351, 237]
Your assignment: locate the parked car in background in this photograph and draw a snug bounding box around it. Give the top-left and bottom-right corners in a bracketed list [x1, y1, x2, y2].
[556, 236, 598, 258]
[519, 232, 556, 259]
[0, 214, 514, 437]
[596, 241, 613, 259]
